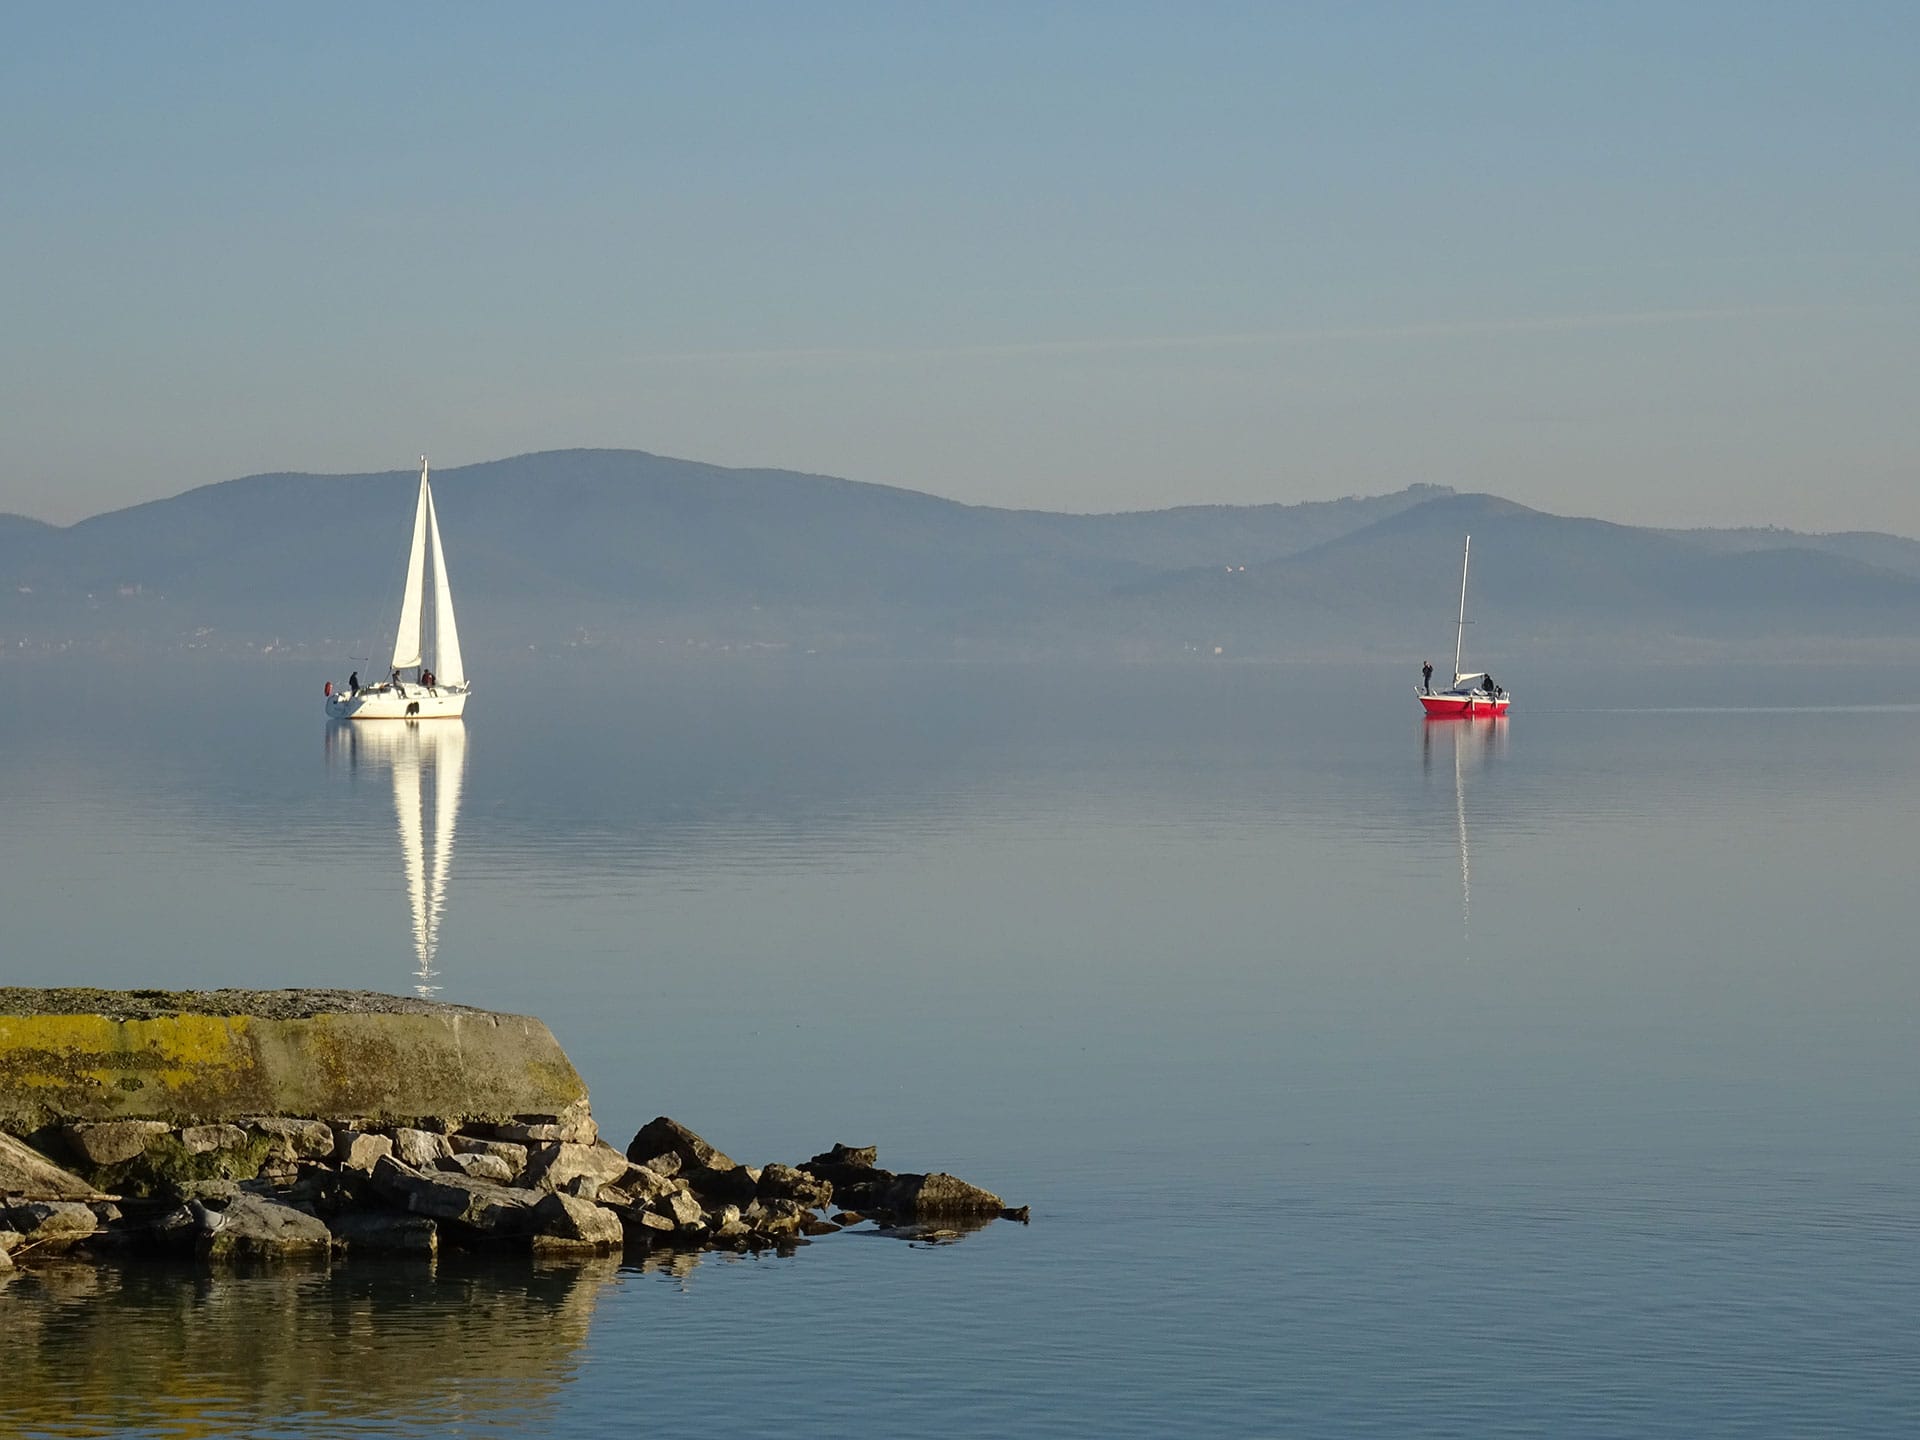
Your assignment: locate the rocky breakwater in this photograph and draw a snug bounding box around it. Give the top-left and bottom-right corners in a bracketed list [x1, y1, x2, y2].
[0, 988, 1021, 1271]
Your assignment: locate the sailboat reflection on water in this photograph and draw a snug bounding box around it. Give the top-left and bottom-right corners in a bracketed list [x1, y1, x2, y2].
[326, 720, 468, 997]
[1420, 716, 1506, 942]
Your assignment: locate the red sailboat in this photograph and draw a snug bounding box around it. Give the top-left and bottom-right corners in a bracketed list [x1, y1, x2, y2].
[1419, 535, 1510, 719]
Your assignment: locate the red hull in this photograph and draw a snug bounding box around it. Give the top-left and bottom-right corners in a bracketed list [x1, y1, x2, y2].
[1419, 693, 1510, 718]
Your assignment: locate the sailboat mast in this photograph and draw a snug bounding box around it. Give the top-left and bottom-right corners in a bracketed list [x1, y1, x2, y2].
[1453, 534, 1471, 683]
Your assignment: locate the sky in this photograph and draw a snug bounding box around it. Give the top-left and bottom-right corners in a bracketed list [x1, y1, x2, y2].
[2, 2, 1915, 532]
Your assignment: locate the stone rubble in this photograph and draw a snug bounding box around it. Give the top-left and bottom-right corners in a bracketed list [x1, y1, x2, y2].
[0, 1110, 1024, 1267]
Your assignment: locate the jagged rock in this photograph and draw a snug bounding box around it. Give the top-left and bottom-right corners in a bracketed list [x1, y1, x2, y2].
[0, 1242, 11, 1271]
[244, 1117, 335, 1160]
[371, 1155, 540, 1235]
[830, 1211, 864, 1227]
[658, 1189, 706, 1231]
[334, 1132, 394, 1173]
[630, 1150, 682, 1180]
[330, 1211, 438, 1256]
[801, 1219, 840, 1236]
[61, 1120, 173, 1168]
[439, 1152, 514, 1184]
[626, 1117, 735, 1173]
[179, 1124, 250, 1155]
[743, 1198, 810, 1236]
[758, 1163, 833, 1208]
[6, 1200, 100, 1242]
[448, 1136, 529, 1174]
[0, 1228, 25, 1254]
[392, 1128, 452, 1170]
[1001, 1206, 1031, 1223]
[683, 1163, 758, 1207]
[489, 1122, 566, 1144]
[90, 1202, 122, 1224]
[488, 1102, 597, 1147]
[524, 1142, 632, 1196]
[620, 1165, 675, 1202]
[0, 1132, 103, 1201]
[885, 1172, 1003, 1216]
[799, 1145, 894, 1208]
[809, 1143, 877, 1169]
[195, 1193, 331, 1262]
[530, 1192, 622, 1251]
[629, 1209, 675, 1236]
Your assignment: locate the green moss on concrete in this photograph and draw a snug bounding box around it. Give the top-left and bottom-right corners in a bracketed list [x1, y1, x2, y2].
[0, 990, 588, 1132]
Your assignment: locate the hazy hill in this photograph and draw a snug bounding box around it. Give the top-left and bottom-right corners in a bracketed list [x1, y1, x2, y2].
[0, 450, 1442, 650]
[2, 450, 1916, 661]
[1657, 526, 1920, 580]
[1109, 494, 1920, 657]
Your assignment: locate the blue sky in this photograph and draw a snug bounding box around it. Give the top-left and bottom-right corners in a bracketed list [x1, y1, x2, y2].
[3, 2, 1915, 531]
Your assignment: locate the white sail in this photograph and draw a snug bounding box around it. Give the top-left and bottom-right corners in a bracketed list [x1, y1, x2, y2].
[390, 461, 431, 671]
[426, 483, 464, 686]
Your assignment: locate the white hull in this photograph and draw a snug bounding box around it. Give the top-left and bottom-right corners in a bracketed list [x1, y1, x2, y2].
[325, 684, 469, 720]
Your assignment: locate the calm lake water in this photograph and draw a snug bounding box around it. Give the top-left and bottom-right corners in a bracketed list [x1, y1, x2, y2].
[4, 656, 1918, 1437]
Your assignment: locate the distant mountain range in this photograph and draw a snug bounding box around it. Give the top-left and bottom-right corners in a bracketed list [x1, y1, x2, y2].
[3, 448, 1917, 662]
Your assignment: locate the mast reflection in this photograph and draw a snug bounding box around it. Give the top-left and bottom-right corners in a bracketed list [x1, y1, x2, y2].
[1420, 717, 1505, 941]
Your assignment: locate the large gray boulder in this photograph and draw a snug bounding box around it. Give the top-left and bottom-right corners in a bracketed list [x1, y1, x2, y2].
[758, 1163, 833, 1208]
[370, 1155, 540, 1236]
[334, 1132, 394, 1173]
[0, 1132, 102, 1201]
[392, 1129, 452, 1170]
[195, 1194, 332, 1262]
[244, 1118, 335, 1160]
[6, 1200, 99, 1243]
[524, 1142, 631, 1196]
[530, 1192, 623, 1252]
[626, 1117, 736, 1173]
[657, 1189, 706, 1231]
[60, 1120, 173, 1168]
[439, 1152, 514, 1184]
[885, 1172, 1004, 1216]
[449, 1136, 528, 1173]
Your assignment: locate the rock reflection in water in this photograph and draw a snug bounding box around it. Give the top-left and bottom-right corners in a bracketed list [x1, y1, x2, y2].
[325, 720, 468, 997]
[0, 1255, 616, 1438]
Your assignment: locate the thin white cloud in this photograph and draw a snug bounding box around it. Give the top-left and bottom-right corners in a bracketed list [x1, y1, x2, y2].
[628, 305, 1822, 367]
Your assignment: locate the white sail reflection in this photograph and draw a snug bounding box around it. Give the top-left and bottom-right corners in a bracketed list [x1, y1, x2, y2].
[330, 720, 468, 996]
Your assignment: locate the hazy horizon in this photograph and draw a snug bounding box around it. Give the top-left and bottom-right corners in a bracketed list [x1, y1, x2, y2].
[4, 5, 1916, 533]
[7, 445, 1920, 544]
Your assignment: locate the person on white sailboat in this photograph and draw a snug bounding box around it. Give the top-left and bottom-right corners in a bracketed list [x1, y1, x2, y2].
[1422, 660, 1433, 695]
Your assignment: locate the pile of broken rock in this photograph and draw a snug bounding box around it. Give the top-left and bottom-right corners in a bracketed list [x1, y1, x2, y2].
[1, 1112, 1024, 1269]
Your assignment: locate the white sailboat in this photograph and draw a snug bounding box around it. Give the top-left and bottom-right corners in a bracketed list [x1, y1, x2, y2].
[325, 457, 470, 720]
